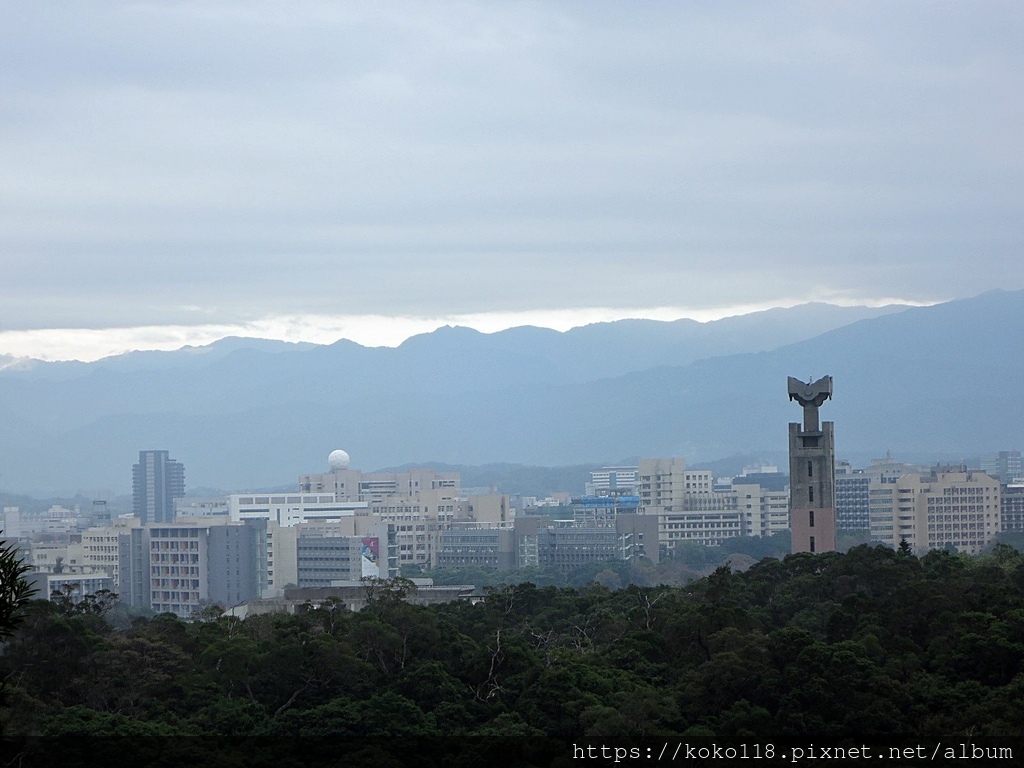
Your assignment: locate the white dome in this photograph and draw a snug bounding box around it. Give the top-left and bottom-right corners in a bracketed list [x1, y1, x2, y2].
[328, 449, 351, 470]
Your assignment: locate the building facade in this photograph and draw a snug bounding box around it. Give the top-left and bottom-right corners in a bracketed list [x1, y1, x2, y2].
[836, 457, 926, 531]
[637, 458, 789, 550]
[585, 466, 640, 496]
[229, 493, 367, 526]
[298, 464, 459, 503]
[1002, 484, 1024, 533]
[869, 467, 1001, 554]
[295, 523, 397, 587]
[132, 450, 186, 524]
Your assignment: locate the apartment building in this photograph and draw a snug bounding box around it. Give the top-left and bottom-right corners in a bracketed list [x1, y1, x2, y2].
[869, 467, 1001, 554]
[117, 520, 265, 617]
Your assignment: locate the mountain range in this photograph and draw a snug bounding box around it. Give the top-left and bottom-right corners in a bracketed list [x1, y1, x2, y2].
[0, 292, 1019, 495]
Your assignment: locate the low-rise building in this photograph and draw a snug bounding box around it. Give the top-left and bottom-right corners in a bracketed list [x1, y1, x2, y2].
[437, 523, 515, 570]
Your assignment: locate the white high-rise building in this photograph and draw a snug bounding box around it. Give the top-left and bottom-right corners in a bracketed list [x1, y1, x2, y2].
[869, 466, 1001, 554]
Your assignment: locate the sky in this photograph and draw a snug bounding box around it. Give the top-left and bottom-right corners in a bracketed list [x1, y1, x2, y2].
[1, 2, 1021, 361]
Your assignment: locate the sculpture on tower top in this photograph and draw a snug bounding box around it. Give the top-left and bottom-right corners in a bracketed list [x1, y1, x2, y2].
[788, 375, 832, 432]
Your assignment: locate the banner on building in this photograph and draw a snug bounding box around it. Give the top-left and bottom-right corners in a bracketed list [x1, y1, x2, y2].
[361, 537, 380, 578]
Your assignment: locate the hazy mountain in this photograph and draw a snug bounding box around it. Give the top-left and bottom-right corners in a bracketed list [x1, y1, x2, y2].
[2, 295, 1018, 495]
[0, 337, 319, 381]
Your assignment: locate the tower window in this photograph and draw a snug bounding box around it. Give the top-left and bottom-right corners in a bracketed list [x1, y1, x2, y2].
[809, 486, 814, 503]
[808, 461, 813, 478]
[809, 510, 815, 528]
[809, 536, 816, 553]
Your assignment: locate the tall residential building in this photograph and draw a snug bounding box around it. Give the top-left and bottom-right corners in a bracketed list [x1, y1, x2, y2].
[787, 376, 836, 554]
[981, 450, 1023, 484]
[120, 520, 267, 617]
[868, 467, 1000, 554]
[132, 450, 185, 524]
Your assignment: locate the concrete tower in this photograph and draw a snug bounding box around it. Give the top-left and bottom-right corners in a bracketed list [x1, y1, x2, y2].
[788, 376, 836, 554]
[132, 450, 185, 524]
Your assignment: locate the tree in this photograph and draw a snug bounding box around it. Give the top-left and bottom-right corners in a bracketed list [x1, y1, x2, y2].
[50, 584, 119, 616]
[0, 538, 34, 641]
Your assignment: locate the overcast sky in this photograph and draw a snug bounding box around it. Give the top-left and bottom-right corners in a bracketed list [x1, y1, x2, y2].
[1, 2, 1021, 360]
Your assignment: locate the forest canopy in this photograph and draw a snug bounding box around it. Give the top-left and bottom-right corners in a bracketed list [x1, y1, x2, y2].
[2, 544, 1023, 766]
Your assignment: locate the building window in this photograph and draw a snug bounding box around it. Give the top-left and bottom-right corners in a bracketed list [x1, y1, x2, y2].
[809, 510, 815, 528]
[808, 461, 813, 478]
[809, 536, 816, 553]
[809, 486, 814, 503]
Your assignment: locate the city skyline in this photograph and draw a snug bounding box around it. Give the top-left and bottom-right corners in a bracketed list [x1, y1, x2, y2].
[3, 4, 1023, 761]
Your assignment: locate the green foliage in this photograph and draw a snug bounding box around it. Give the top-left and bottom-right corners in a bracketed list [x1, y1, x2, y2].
[3, 544, 1024, 764]
[50, 585, 120, 617]
[0, 538, 34, 641]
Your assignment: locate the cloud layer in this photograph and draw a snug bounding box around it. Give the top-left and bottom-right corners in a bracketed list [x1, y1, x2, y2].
[1, 2, 1021, 344]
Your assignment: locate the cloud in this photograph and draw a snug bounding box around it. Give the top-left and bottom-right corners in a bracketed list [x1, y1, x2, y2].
[0, 2, 1021, 340]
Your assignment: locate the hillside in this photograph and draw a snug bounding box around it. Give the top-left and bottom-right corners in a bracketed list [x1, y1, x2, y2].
[0, 294, 1019, 494]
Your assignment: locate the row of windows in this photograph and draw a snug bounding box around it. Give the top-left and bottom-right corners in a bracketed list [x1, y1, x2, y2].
[151, 590, 200, 602]
[152, 579, 201, 590]
[153, 553, 200, 563]
[239, 495, 333, 504]
[151, 566, 200, 576]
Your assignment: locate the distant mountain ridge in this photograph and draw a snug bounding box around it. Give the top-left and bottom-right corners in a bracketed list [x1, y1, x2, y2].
[1, 295, 1017, 495]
